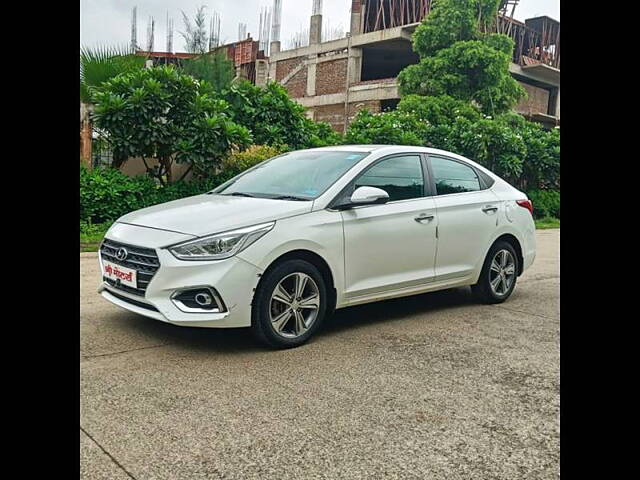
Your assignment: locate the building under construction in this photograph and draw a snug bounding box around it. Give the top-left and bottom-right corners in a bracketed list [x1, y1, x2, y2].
[268, 0, 560, 131]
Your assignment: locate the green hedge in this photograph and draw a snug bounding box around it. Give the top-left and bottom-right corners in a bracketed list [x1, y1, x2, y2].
[80, 166, 232, 224]
[527, 190, 560, 219]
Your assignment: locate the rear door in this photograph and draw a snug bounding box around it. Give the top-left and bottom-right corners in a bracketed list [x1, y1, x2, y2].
[427, 155, 500, 281]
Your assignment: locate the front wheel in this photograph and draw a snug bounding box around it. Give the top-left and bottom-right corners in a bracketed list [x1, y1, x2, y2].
[251, 259, 327, 348]
[471, 241, 519, 304]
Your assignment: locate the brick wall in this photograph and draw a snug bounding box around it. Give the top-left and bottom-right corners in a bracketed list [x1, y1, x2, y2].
[313, 100, 381, 132]
[316, 59, 348, 96]
[313, 104, 345, 131]
[276, 57, 308, 98]
[515, 81, 550, 115]
[285, 68, 308, 98]
[275, 57, 304, 82]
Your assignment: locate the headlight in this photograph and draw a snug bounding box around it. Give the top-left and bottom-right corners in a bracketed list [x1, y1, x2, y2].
[168, 222, 275, 261]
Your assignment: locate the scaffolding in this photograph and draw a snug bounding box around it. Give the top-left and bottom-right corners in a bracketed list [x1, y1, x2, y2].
[363, 0, 432, 33]
[238, 23, 247, 41]
[312, 0, 323, 16]
[209, 11, 221, 50]
[258, 6, 272, 54]
[130, 6, 138, 52]
[166, 12, 174, 53]
[146, 16, 155, 52]
[271, 0, 282, 43]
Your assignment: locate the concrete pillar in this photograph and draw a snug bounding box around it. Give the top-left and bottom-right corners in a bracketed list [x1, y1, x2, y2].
[255, 59, 269, 87]
[309, 14, 322, 45]
[350, 0, 362, 35]
[270, 40, 281, 55]
[307, 56, 317, 96]
[555, 89, 560, 118]
[347, 47, 362, 85]
[268, 58, 278, 83]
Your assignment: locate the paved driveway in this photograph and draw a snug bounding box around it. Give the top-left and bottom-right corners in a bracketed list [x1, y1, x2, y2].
[80, 230, 559, 480]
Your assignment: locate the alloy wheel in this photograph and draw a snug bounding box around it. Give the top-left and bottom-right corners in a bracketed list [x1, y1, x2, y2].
[489, 249, 516, 296]
[269, 272, 320, 338]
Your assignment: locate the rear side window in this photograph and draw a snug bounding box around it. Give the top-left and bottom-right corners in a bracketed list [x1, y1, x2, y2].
[430, 156, 481, 195]
[354, 155, 424, 202]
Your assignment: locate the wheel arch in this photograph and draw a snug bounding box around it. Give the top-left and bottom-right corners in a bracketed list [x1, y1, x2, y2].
[491, 233, 524, 276]
[255, 249, 338, 316]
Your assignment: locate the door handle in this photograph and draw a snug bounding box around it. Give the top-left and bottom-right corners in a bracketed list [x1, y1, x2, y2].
[482, 206, 498, 213]
[415, 214, 434, 223]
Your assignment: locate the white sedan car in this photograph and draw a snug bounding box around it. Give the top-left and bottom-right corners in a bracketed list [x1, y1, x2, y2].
[99, 145, 536, 348]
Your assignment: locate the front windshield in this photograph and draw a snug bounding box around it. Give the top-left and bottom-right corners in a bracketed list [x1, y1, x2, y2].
[214, 150, 369, 200]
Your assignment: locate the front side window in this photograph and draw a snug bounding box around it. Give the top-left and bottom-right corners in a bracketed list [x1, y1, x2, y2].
[214, 150, 369, 200]
[430, 156, 481, 195]
[354, 155, 424, 202]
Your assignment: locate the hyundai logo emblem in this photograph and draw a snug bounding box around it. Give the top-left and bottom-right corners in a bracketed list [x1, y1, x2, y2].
[115, 247, 128, 261]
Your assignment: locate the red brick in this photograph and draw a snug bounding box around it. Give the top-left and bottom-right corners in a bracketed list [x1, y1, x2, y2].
[316, 59, 348, 96]
[515, 82, 550, 115]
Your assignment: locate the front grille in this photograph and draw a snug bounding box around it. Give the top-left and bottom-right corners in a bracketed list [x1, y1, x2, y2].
[100, 239, 160, 297]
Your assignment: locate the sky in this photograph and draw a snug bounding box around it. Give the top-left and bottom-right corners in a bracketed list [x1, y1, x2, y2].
[80, 0, 560, 53]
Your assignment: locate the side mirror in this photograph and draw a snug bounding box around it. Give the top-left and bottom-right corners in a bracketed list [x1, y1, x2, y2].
[342, 186, 390, 208]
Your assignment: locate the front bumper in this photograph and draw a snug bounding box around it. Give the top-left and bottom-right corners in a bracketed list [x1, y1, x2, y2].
[98, 224, 263, 328]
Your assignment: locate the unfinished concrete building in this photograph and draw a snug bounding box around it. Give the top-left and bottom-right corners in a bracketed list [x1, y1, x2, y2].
[268, 0, 560, 131]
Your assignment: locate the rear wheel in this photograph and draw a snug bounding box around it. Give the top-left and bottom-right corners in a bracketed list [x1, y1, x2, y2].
[251, 259, 327, 348]
[471, 241, 519, 304]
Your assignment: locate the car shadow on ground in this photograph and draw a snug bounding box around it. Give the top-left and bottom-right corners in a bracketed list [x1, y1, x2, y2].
[106, 286, 481, 354]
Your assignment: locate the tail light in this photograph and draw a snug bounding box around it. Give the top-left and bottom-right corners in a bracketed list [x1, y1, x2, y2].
[516, 199, 533, 215]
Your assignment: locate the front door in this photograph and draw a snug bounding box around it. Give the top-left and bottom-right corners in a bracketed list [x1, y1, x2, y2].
[341, 154, 438, 299]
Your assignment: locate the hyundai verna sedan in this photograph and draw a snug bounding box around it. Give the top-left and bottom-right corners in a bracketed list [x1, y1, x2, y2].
[98, 145, 536, 348]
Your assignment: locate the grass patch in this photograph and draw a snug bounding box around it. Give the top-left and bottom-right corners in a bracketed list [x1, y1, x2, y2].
[80, 221, 112, 252]
[535, 217, 560, 229]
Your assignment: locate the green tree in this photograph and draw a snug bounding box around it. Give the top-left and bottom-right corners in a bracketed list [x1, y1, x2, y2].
[92, 66, 251, 184]
[80, 45, 146, 168]
[181, 52, 235, 91]
[223, 81, 339, 149]
[80, 45, 145, 103]
[344, 110, 428, 146]
[398, 0, 525, 114]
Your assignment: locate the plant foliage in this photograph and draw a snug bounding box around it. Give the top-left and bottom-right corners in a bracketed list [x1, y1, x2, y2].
[80, 145, 283, 224]
[222, 81, 340, 149]
[181, 52, 235, 91]
[398, 0, 525, 114]
[92, 66, 251, 184]
[80, 45, 145, 103]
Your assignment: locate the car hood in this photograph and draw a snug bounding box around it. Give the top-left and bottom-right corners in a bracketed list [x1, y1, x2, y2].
[118, 194, 313, 237]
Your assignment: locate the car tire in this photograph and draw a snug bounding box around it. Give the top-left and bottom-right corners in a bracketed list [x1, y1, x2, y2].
[471, 241, 519, 304]
[251, 259, 327, 349]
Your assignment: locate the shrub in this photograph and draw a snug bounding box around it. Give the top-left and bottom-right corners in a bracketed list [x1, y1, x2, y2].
[80, 165, 159, 223]
[221, 145, 287, 177]
[345, 105, 559, 191]
[81, 144, 283, 223]
[80, 165, 229, 224]
[344, 110, 428, 146]
[527, 189, 560, 219]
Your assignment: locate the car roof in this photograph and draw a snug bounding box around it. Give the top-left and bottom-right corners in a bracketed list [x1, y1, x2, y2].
[303, 145, 498, 179]
[304, 145, 457, 156]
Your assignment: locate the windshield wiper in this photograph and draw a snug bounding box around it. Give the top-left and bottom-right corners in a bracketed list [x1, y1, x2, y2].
[271, 195, 309, 201]
[223, 192, 256, 198]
